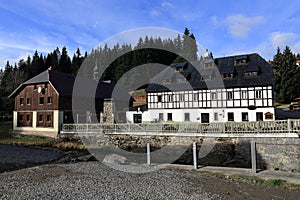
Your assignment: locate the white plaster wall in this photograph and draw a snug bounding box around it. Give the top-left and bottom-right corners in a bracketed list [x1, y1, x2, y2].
[126, 107, 275, 123]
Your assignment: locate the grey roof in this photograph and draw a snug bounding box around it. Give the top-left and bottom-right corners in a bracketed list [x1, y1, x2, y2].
[8, 70, 116, 99]
[146, 53, 273, 92]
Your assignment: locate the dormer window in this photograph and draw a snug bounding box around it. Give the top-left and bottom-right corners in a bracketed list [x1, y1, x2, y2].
[222, 73, 234, 79]
[245, 65, 260, 77]
[234, 55, 248, 66]
[174, 62, 188, 72]
[177, 77, 186, 83]
[221, 66, 235, 80]
[162, 79, 172, 84]
[201, 75, 211, 81]
[204, 58, 214, 68]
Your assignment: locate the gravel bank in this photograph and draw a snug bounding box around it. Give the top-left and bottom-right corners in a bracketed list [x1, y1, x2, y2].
[0, 162, 218, 199]
[0, 144, 64, 173]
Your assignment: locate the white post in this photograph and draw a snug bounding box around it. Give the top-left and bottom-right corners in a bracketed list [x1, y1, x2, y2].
[193, 141, 198, 169]
[251, 140, 257, 173]
[287, 119, 291, 134]
[147, 143, 151, 165]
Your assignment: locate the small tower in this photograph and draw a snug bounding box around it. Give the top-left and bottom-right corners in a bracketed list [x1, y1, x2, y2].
[204, 49, 209, 58]
[93, 60, 99, 80]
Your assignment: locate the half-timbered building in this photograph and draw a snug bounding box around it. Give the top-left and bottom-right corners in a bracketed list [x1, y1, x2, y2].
[126, 53, 275, 123]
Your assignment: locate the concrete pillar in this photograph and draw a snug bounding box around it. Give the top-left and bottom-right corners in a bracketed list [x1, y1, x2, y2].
[251, 140, 257, 173]
[193, 141, 198, 169]
[147, 143, 151, 165]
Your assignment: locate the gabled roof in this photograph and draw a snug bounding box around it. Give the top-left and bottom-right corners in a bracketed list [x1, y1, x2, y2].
[8, 70, 116, 99]
[146, 53, 273, 92]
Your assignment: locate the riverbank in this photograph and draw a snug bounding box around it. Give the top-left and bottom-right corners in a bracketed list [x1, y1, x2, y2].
[1, 161, 300, 199]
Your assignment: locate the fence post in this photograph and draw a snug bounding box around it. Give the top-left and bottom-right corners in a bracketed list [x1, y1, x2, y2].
[147, 143, 151, 165]
[287, 119, 291, 134]
[251, 140, 257, 173]
[193, 141, 198, 169]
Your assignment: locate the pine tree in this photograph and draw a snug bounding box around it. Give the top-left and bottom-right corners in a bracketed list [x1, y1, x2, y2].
[273, 46, 300, 103]
[59, 47, 72, 73]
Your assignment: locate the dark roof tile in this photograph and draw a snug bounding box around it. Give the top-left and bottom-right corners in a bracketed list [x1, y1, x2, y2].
[146, 53, 273, 92]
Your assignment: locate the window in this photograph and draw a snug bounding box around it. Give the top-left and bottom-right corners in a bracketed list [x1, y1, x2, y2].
[193, 93, 198, 101]
[26, 98, 31, 105]
[228, 112, 234, 121]
[38, 114, 43, 122]
[255, 90, 262, 99]
[39, 97, 44, 105]
[242, 112, 248, 121]
[245, 71, 258, 77]
[47, 114, 51, 122]
[214, 113, 218, 121]
[18, 114, 23, 122]
[201, 113, 209, 123]
[167, 113, 173, 121]
[133, 114, 142, 123]
[19, 98, 24, 106]
[184, 113, 190, 121]
[234, 56, 248, 66]
[226, 91, 234, 100]
[241, 91, 248, 99]
[167, 94, 173, 102]
[159, 113, 164, 121]
[47, 97, 52, 104]
[157, 95, 162, 102]
[201, 75, 211, 81]
[26, 114, 30, 122]
[222, 73, 233, 79]
[211, 92, 217, 100]
[162, 79, 171, 84]
[179, 94, 185, 101]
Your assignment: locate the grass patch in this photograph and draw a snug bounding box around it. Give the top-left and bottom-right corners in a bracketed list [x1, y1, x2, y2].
[0, 121, 85, 150]
[190, 170, 300, 190]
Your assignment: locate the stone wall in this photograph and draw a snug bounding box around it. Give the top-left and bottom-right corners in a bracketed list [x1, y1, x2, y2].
[237, 138, 300, 172]
[79, 134, 300, 172]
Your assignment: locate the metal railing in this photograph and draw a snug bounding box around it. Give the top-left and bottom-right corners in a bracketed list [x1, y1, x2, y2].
[61, 119, 300, 136]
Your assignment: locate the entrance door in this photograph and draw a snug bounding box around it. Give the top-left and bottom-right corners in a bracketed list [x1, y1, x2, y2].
[133, 114, 142, 123]
[201, 113, 209, 123]
[256, 112, 263, 121]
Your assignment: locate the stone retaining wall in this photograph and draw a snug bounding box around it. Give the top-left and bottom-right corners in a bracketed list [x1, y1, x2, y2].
[67, 133, 300, 172]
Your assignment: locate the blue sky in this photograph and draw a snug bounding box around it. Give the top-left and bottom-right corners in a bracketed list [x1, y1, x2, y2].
[0, 0, 300, 68]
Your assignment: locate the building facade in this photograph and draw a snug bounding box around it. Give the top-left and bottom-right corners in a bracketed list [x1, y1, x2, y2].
[126, 53, 275, 123]
[9, 69, 115, 137]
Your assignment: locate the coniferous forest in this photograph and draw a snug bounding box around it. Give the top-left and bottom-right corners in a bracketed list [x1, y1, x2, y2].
[0, 28, 300, 116]
[0, 28, 197, 115]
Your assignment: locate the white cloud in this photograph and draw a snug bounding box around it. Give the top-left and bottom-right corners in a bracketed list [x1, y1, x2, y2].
[270, 32, 298, 49]
[225, 14, 265, 38]
[210, 16, 218, 26]
[150, 9, 161, 17]
[161, 2, 174, 8]
[256, 31, 300, 60]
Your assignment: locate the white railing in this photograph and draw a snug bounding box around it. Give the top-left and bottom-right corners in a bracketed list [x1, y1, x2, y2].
[61, 119, 300, 136]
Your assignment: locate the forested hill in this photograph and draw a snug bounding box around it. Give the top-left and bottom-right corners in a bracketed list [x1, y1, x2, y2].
[0, 28, 197, 114]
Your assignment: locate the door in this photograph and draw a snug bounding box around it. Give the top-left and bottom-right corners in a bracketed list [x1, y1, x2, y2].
[133, 114, 142, 123]
[256, 112, 263, 121]
[167, 113, 173, 121]
[201, 113, 209, 123]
